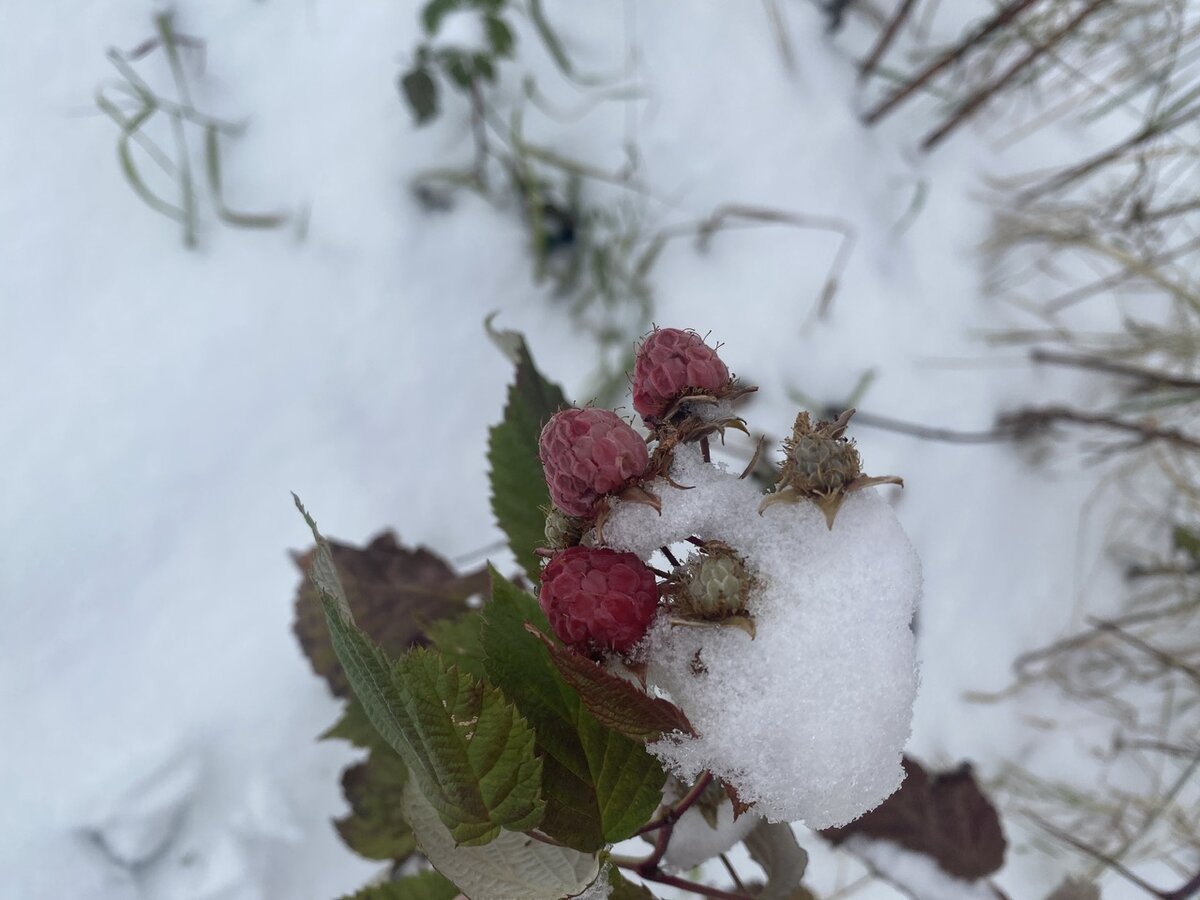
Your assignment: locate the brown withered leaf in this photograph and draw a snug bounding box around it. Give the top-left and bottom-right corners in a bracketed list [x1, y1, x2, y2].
[292, 531, 488, 696]
[525, 625, 695, 742]
[820, 756, 1006, 881]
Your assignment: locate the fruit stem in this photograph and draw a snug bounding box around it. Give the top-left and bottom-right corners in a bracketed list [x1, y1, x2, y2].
[634, 771, 714, 836]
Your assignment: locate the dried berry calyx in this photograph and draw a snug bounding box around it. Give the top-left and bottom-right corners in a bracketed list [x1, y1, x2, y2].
[538, 407, 653, 519]
[539, 545, 660, 654]
[632, 327, 756, 430]
[671, 543, 754, 628]
[543, 506, 590, 550]
[759, 408, 902, 528]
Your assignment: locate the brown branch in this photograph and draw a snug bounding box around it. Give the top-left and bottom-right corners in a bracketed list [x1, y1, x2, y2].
[822, 407, 1008, 444]
[822, 402, 1200, 453]
[719, 853, 749, 893]
[863, 0, 1045, 125]
[1031, 349, 1200, 391]
[997, 405, 1200, 452]
[859, 0, 919, 82]
[632, 868, 753, 900]
[1164, 869, 1200, 900]
[921, 0, 1115, 151]
[614, 772, 753, 899]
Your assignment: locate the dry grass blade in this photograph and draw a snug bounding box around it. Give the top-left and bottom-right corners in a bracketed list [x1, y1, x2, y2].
[863, 0, 1045, 125]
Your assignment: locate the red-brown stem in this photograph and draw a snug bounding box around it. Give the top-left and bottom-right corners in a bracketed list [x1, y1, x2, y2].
[700, 435, 711, 463]
[637, 820, 673, 873]
[660, 545, 682, 567]
[719, 853, 749, 893]
[634, 868, 753, 900]
[636, 771, 714, 836]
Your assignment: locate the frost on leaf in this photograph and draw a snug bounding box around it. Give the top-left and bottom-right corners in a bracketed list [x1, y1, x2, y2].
[292, 529, 487, 697]
[403, 782, 599, 900]
[821, 756, 1006, 881]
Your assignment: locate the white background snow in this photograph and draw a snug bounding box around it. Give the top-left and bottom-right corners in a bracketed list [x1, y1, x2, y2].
[0, 0, 1141, 897]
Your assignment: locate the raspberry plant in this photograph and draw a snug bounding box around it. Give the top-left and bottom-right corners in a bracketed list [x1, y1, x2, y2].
[293, 325, 920, 899]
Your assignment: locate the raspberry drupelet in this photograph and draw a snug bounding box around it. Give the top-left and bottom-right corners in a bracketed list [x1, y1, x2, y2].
[539, 546, 660, 654]
[632, 328, 732, 422]
[538, 408, 649, 519]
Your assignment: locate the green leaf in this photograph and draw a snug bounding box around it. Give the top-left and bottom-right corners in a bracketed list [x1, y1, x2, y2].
[526, 626, 694, 742]
[486, 326, 568, 581]
[322, 699, 384, 750]
[743, 820, 808, 900]
[425, 609, 488, 680]
[481, 571, 666, 851]
[335, 749, 418, 862]
[607, 869, 661, 899]
[340, 870, 459, 900]
[403, 782, 599, 900]
[294, 496, 544, 846]
[1173, 525, 1200, 560]
[420, 0, 458, 34]
[484, 15, 514, 57]
[473, 53, 497, 83]
[400, 67, 439, 125]
[292, 530, 485, 698]
[439, 51, 474, 89]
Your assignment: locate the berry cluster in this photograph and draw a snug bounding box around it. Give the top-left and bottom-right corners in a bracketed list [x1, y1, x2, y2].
[536, 328, 754, 654]
[535, 327, 897, 657]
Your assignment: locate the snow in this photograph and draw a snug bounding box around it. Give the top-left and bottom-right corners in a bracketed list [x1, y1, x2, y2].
[608, 446, 918, 828]
[657, 779, 760, 872]
[845, 836, 999, 900]
[0, 0, 1150, 897]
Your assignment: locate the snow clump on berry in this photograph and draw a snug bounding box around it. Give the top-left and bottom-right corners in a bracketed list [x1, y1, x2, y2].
[538, 546, 660, 654]
[538, 408, 649, 519]
[605, 445, 920, 829]
[632, 328, 731, 421]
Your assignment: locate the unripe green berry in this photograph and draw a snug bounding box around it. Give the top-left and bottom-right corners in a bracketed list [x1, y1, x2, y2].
[788, 434, 861, 495]
[678, 547, 752, 619]
[544, 507, 589, 550]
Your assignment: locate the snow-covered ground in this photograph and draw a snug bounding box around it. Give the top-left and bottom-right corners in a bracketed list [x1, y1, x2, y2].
[1, 1, 1139, 897]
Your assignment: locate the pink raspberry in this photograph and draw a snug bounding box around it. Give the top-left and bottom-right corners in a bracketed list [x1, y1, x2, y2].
[539, 546, 659, 653]
[539, 408, 649, 518]
[632, 328, 731, 421]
